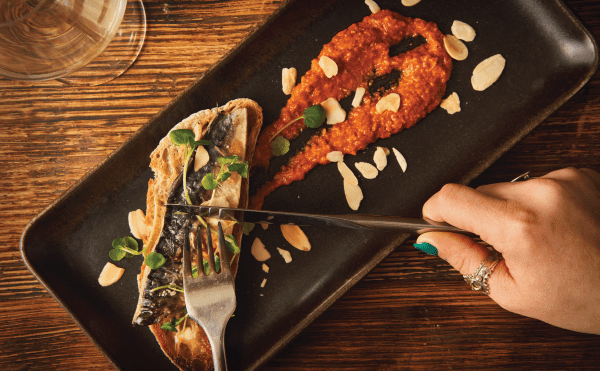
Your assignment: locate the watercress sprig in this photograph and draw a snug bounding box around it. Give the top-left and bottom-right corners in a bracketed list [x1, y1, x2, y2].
[169, 129, 211, 204]
[202, 155, 249, 191]
[161, 309, 189, 332]
[109, 236, 166, 269]
[270, 105, 326, 156]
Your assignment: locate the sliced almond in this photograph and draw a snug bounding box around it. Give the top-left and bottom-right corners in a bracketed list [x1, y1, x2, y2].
[321, 97, 346, 125]
[193, 123, 205, 141]
[444, 35, 468, 61]
[318, 56, 338, 78]
[282, 67, 297, 95]
[251, 237, 271, 262]
[472, 54, 506, 91]
[337, 161, 358, 186]
[402, 0, 421, 6]
[98, 262, 125, 287]
[194, 145, 210, 172]
[355, 162, 379, 179]
[373, 147, 388, 171]
[277, 247, 293, 263]
[128, 209, 148, 240]
[451, 20, 476, 42]
[352, 87, 366, 108]
[440, 92, 461, 114]
[261, 278, 267, 288]
[260, 222, 269, 230]
[280, 225, 311, 251]
[376, 93, 401, 114]
[344, 180, 363, 211]
[392, 148, 407, 172]
[326, 150, 344, 162]
[262, 263, 269, 273]
[365, 0, 380, 13]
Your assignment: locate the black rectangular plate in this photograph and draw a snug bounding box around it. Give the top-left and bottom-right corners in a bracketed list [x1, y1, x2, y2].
[21, 0, 598, 370]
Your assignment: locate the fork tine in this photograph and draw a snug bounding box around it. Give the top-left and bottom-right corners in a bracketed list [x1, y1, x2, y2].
[182, 226, 192, 279]
[217, 222, 231, 274]
[205, 224, 216, 274]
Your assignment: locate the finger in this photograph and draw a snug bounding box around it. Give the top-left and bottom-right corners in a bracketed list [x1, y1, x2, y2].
[416, 232, 516, 300]
[422, 183, 516, 245]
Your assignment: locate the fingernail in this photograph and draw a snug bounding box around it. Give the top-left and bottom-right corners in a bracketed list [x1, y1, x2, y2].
[413, 242, 438, 256]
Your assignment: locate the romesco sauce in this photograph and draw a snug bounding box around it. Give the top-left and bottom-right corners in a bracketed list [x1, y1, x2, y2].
[251, 10, 452, 209]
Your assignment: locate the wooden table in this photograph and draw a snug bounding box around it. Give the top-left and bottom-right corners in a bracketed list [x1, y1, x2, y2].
[1, 0, 599, 370]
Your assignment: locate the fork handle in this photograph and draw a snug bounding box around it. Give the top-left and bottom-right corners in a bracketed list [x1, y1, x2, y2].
[211, 332, 227, 371]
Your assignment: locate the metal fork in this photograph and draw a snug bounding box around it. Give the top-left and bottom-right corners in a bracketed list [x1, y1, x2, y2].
[182, 222, 236, 371]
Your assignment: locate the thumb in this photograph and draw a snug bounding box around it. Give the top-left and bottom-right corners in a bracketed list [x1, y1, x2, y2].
[415, 232, 513, 298]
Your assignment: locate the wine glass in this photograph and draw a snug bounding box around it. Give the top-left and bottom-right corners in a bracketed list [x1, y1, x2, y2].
[0, 0, 146, 86]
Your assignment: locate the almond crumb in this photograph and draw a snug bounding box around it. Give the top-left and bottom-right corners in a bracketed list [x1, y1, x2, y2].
[321, 97, 346, 125]
[261, 278, 267, 288]
[277, 247, 293, 263]
[355, 162, 378, 179]
[352, 87, 366, 107]
[318, 56, 338, 78]
[376, 93, 401, 113]
[440, 92, 461, 114]
[280, 225, 311, 251]
[282, 67, 297, 95]
[326, 151, 344, 162]
[251, 238, 271, 261]
[262, 264, 269, 273]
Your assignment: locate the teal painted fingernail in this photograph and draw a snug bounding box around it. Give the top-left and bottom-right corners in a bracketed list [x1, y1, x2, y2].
[413, 242, 438, 256]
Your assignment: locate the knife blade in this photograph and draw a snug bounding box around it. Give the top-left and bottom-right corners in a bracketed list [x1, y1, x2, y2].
[165, 203, 475, 236]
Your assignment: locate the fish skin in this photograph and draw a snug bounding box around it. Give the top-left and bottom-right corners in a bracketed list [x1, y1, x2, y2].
[133, 113, 235, 326]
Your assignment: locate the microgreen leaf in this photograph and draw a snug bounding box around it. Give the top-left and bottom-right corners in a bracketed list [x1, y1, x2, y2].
[225, 234, 241, 255]
[194, 139, 211, 146]
[202, 173, 218, 190]
[303, 105, 326, 128]
[227, 162, 249, 178]
[242, 222, 255, 235]
[271, 136, 290, 156]
[169, 129, 195, 147]
[112, 238, 125, 250]
[161, 317, 178, 332]
[192, 264, 199, 278]
[109, 248, 126, 261]
[151, 285, 184, 293]
[215, 255, 221, 273]
[220, 172, 232, 182]
[146, 252, 166, 269]
[218, 156, 241, 164]
[123, 236, 138, 251]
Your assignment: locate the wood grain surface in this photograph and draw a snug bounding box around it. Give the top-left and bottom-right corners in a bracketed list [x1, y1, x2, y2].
[2, 0, 600, 370]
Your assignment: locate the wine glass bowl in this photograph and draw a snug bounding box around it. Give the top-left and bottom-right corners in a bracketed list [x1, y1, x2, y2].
[0, 0, 145, 85]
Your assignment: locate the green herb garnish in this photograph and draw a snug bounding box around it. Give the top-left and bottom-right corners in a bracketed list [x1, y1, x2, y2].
[160, 309, 189, 333]
[110, 236, 141, 261]
[269, 105, 326, 143]
[151, 284, 184, 293]
[202, 256, 221, 275]
[169, 129, 211, 204]
[201, 155, 248, 191]
[145, 252, 166, 269]
[242, 222, 255, 235]
[271, 136, 290, 156]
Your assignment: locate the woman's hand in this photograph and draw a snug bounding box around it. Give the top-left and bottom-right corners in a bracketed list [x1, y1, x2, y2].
[416, 168, 600, 335]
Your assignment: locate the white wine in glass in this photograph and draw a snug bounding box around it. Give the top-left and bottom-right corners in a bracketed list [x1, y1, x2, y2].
[0, 0, 146, 85]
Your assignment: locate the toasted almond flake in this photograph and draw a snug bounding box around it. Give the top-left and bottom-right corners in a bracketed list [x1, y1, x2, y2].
[444, 35, 468, 61]
[472, 54, 506, 91]
[262, 264, 269, 273]
[194, 145, 210, 172]
[128, 209, 148, 240]
[337, 161, 358, 186]
[355, 162, 379, 179]
[374, 147, 388, 171]
[352, 87, 366, 108]
[365, 0, 380, 13]
[280, 225, 311, 251]
[392, 148, 407, 172]
[261, 278, 267, 288]
[193, 123, 205, 141]
[277, 247, 293, 263]
[318, 56, 338, 78]
[180, 327, 194, 341]
[376, 93, 401, 114]
[282, 67, 297, 95]
[326, 151, 344, 162]
[260, 222, 269, 230]
[267, 216, 274, 220]
[402, 0, 421, 6]
[98, 262, 125, 287]
[344, 180, 363, 211]
[451, 20, 476, 42]
[321, 97, 346, 125]
[251, 237, 271, 262]
[440, 92, 461, 114]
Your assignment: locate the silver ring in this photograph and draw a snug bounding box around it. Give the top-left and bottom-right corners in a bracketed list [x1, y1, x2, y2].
[463, 251, 503, 295]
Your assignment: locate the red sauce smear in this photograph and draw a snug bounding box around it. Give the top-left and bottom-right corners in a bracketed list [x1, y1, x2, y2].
[251, 10, 452, 209]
